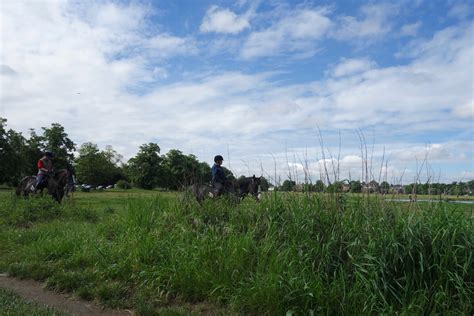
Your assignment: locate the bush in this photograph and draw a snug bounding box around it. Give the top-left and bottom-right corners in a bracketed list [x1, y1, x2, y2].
[115, 180, 132, 189]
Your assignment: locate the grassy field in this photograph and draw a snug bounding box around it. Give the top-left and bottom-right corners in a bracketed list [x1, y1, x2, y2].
[0, 188, 472, 315]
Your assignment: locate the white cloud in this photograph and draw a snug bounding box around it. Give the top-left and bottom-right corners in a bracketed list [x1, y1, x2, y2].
[332, 3, 397, 40]
[400, 21, 422, 37]
[452, 99, 474, 118]
[200, 6, 250, 34]
[0, 65, 17, 76]
[0, 2, 472, 183]
[448, 2, 473, 20]
[241, 8, 332, 59]
[331, 58, 377, 77]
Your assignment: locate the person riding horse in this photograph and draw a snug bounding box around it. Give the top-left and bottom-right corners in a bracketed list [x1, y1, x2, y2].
[35, 151, 54, 192]
[211, 155, 226, 197]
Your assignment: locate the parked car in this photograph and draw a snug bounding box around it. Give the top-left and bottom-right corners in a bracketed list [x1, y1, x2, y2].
[80, 184, 94, 192]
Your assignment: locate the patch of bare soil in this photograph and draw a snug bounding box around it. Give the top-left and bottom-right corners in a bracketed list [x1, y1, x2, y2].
[0, 274, 133, 316]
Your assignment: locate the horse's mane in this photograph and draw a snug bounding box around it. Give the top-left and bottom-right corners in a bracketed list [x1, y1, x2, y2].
[52, 169, 69, 184]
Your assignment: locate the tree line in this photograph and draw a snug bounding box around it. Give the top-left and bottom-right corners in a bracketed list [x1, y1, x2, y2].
[0, 118, 231, 189]
[1, 118, 472, 195]
[278, 179, 474, 196]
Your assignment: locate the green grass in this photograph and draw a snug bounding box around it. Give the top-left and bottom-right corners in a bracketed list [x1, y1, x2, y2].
[0, 288, 69, 316]
[0, 190, 472, 315]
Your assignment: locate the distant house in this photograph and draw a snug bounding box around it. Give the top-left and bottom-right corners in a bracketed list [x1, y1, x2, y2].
[362, 180, 379, 193]
[294, 184, 304, 192]
[390, 185, 405, 194]
[341, 183, 350, 193]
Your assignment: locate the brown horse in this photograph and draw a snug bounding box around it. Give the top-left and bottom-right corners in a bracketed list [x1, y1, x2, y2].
[16, 169, 70, 203]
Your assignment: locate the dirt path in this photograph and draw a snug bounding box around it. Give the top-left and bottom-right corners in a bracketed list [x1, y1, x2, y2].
[0, 274, 133, 316]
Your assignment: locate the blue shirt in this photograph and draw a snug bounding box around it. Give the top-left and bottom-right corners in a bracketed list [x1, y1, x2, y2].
[211, 164, 226, 184]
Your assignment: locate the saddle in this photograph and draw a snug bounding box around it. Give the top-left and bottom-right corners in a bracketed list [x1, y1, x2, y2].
[36, 174, 50, 190]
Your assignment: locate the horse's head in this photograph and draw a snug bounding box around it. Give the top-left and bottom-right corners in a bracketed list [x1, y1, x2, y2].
[48, 169, 70, 202]
[249, 175, 262, 199]
[252, 175, 261, 186]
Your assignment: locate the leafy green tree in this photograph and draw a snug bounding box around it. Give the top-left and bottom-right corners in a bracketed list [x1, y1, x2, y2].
[0, 118, 29, 185]
[313, 180, 325, 192]
[41, 123, 76, 169]
[75, 143, 124, 186]
[221, 166, 235, 181]
[23, 129, 44, 175]
[259, 176, 270, 191]
[127, 143, 163, 189]
[162, 150, 205, 189]
[197, 162, 211, 183]
[380, 181, 390, 194]
[349, 180, 362, 193]
[326, 181, 343, 193]
[281, 179, 296, 191]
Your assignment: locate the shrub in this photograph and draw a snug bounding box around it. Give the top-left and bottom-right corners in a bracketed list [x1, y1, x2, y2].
[115, 180, 132, 189]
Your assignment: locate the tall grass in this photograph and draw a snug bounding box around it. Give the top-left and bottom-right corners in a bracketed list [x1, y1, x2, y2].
[0, 192, 472, 315]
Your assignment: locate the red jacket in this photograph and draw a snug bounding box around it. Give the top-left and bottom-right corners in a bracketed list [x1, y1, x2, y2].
[37, 158, 53, 175]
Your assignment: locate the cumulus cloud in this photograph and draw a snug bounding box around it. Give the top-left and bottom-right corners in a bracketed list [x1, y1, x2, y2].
[0, 2, 472, 183]
[241, 7, 332, 59]
[200, 6, 251, 34]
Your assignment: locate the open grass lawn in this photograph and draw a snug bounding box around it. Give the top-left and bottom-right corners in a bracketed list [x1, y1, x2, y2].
[0, 189, 472, 315]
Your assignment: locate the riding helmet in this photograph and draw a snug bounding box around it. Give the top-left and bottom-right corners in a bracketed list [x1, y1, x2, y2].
[214, 155, 224, 162]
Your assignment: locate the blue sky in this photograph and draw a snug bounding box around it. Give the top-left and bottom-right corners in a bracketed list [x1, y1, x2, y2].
[1, 0, 473, 184]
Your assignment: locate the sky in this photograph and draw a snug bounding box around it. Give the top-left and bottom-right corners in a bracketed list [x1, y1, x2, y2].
[0, 0, 473, 185]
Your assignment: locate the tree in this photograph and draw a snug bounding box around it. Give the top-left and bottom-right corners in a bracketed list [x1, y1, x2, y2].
[0, 118, 29, 185]
[197, 162, 211, 184]
[314, 180, 325, 192]
[259, 176, 270, 191]
[326, 181, 343, 193]
[380, 181, 390, 194]
[127, 143, 163, 189]
[75, 143, 124, 186]
[221, 166, 235, 181]
[281, 179, 296, 191]
[41, 123, 76, 169]
[349, 180, 362, 193]
[162, 150, 204, 189]
[23, 129, 44, 175]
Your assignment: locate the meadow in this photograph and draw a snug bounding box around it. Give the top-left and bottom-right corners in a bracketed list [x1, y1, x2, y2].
[0, 188, 472, 315]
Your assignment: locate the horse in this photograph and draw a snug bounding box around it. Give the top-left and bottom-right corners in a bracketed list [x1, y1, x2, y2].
[189, 175, 261, 204]
[189, 180, 236, 204]
[15, 169, 70, 203]
[235, 175, 262, 201]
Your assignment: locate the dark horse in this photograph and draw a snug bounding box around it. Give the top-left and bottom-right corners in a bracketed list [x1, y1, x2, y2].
[15, 169, 70, 203]
[190, 175, 261, 204]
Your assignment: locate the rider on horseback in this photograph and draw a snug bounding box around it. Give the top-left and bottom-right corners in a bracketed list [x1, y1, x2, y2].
[211, 155, 226, 197]
[35, 151, 54, 191]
